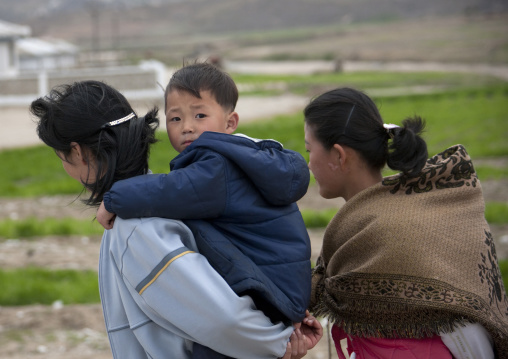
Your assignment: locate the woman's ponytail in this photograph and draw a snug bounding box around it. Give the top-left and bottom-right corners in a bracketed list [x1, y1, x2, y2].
[95, 107, 159, 206]
[304, 88, 429, 177]
[386, 116, 428, 177]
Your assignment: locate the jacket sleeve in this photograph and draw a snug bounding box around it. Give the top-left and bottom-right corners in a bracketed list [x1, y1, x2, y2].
[103, 152, 228, 220]
[115, 218, 292, 358]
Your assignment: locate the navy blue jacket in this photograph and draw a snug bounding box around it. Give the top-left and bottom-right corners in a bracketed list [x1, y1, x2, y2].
[103, 132, 312, 325]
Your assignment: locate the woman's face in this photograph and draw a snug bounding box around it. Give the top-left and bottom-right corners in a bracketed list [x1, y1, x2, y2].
[304, 124, 342, 199]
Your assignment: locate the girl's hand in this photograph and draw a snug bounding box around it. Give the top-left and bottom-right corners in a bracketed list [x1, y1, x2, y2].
[97, 201, 116, 229]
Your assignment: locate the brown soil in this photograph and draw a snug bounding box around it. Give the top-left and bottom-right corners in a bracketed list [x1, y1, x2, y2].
[0, 303, 338, 359]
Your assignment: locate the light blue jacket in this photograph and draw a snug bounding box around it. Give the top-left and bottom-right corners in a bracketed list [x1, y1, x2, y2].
[99, 217, 293, 358]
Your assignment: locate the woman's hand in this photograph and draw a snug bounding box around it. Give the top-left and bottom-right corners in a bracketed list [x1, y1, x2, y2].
[300, 310, 323, 350]
[97, 201, 116, 229]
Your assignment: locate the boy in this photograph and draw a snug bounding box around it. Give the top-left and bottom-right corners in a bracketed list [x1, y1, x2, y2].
[97, 62, 312, 357]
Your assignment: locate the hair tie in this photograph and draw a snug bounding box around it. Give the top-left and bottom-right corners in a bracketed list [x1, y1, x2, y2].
[383, 123, 400, 139]
[101, 112, 136, 129]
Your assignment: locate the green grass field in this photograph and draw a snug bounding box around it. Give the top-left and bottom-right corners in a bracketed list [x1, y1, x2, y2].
[0, 267, 100, 306]
[232, 71, 507, 96]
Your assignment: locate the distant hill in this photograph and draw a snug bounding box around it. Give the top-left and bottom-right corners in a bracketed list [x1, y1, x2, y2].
[1, 0, 507, 65]
[2, 0, 506, 35]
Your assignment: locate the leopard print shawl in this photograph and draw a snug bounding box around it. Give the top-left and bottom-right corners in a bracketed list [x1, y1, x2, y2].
[310, 145, 508, 357]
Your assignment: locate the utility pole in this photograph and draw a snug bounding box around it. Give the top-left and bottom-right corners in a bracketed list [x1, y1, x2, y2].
[85, 0, 101, 63]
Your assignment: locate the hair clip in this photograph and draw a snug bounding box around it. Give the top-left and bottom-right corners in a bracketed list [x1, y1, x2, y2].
[101, 113, 136, 129]
[342, 104, 356, 136]
[383, 123, 400, 139]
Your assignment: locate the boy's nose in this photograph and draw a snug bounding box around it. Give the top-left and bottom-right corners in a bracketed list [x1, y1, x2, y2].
[182, 120, 194, 133]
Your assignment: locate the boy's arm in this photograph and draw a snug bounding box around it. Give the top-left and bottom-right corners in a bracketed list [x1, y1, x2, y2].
[102, 152, 228, 222]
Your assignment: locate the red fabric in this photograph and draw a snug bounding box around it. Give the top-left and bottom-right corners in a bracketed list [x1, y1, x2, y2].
[331, 325, 453, 359]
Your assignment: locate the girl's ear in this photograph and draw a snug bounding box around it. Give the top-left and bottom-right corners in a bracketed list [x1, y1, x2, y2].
[225, 111, 239, 134]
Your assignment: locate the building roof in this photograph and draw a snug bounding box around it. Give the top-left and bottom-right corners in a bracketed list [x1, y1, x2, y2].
[17, 37, 78, 57]
[0, 19, 31, 39]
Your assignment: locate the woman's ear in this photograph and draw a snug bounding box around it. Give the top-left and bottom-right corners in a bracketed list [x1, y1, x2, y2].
[332, 143, 347, 170]
[70, 142, 88, 165]
[225, 111, 239, 134]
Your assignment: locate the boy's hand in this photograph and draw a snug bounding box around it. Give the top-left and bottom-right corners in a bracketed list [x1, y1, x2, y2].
[97, 201, 116, 229]
[281, 326, 307, 359]
[300, 310, 323, 350]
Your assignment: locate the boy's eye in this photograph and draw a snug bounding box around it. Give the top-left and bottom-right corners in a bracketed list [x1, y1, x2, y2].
[169, 117, 181, 122]
[196, 113, 206, 119]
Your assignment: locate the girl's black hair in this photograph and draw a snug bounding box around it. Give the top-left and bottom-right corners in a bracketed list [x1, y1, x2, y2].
[30, 80, 159, 206]
[304, 87, 428, 177]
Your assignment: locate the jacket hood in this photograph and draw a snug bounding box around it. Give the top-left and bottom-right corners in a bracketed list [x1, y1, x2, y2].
[172, 132, 310, 206]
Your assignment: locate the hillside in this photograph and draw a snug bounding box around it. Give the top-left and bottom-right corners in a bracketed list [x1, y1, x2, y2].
[2, 0, 505, 26]
[1, 0, 507, 65]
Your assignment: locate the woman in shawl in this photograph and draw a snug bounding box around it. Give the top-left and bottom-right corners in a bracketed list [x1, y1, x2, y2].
[304, 87, 508, 359]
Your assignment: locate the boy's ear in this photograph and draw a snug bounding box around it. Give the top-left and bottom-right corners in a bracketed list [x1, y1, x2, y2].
[225, 111, 239, 134]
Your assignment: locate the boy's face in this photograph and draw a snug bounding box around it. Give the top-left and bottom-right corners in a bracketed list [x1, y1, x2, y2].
[165, 89, 239, 153]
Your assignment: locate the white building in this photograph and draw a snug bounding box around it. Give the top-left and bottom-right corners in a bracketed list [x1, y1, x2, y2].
[0, 20, 31, 77]
[17, 37, 78, 71]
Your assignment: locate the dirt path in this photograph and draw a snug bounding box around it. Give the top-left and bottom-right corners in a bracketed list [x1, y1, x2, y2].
[0, 303, 339, 359]
[0, 300, 339, 359]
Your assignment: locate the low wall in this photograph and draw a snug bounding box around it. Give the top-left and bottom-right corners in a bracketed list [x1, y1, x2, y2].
[0, 60, 166, 105]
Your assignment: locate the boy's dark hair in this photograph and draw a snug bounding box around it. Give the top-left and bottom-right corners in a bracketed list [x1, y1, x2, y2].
[30, 80, 159, 206]
[165, 62, 238, 112]
[304, 87, 428, 177]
